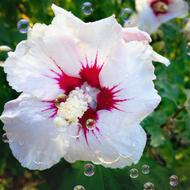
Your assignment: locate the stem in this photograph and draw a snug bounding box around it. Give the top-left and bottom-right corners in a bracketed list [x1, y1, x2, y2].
[161, 106, 185, 129]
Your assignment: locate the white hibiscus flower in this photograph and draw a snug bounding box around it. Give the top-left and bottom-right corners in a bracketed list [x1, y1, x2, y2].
[0, 4, 170, 170]
[133, 0, 189, 34]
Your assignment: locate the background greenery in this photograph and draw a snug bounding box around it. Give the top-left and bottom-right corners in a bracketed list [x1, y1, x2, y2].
[0, 0, 190, 189]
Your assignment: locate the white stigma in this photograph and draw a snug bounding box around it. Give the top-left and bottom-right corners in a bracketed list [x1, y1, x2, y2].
[54, 88, 92, 127]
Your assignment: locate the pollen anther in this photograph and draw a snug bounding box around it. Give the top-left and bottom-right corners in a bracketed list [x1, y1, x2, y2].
[54, 88, 92, 127]
[152, 1, 169, 13]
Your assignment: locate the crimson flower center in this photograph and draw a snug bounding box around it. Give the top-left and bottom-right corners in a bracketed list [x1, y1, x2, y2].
[150, 0, 170, 15]
[44, 55, 127, 143]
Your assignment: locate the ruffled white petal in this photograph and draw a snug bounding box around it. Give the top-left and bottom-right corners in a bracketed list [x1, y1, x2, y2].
[64, 110, 146, 168]
[135, 0, 189, 34]
[51, 4, 122, 65]
[4, 40, 64, 99]
[97, 110, 147, 167]
[41, 26, 83, 77]
[28, 23, 48, 40]
[152, 51, 170, 66]
[122, 27, 152, 42]
[100, 41, 165, 123]
[0, 94, 68, 170]
[135, 0, 149, 11]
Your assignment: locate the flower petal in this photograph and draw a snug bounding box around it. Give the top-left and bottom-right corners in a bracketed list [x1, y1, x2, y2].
[28, 23, 48, 40]
[51, 4, 122, 64]
[100, 41, 166, 123]
[97, 110, 147, 168]
[4, 39, 64, 99]
[135, 1, 160, 34]
[152, 51, 170, 66]
[0, 94, 68, 170]
[122, 27, 152, 42]
[5, 17, 85, 99]
[64, 110, 146, 168]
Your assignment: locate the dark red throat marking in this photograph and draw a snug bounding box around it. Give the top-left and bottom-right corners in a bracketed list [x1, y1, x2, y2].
[79, 109, 98, 144]
[45, 54, 128, 143]
[150, 0, 171, 16]
[96, 85, 127, 111]
[79, 54, 103, 89]
[52, 63, 82, 94]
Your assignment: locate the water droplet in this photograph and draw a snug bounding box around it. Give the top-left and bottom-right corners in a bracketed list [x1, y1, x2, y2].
[86, 119, 96, 130]
[169, 175, 179, 187]
[74, 185, 85, 190]
[124, 20, 133, 27]
[142, 164, 150, 175]
[19, 140, 24, 146]
[82, 2, 93, 16]
[144, 182, 155, 190]
[121, 8, 133, 22]
[129, 168, 139, 178]
[17, 19, 29, 34]
[84, 163, 95, 177]
[2, 133, 9, 143]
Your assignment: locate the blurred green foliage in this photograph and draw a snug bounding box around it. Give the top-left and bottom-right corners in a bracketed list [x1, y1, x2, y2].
[0, 0, 190, 189]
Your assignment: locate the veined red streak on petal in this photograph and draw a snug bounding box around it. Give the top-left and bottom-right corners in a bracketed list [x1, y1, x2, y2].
[49, 58, 83, 94]
[41, 100, 58, 118]
[79, 54, 104, 89]
[79, 109, 98, 144]
[96, 85, 127, 111]
[53, 70, 82, 94]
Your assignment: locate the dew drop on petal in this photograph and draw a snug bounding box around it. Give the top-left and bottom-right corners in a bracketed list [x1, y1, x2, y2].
[74, 185, 86, 190]
[169, 175, 179, 187]
[82, 2, 93, 16]
[124, 20, 133, 27]
[19, 140, 24, 146]
[84, 163, 95, 177]
[17, 19, 29, 34]
[121, 8, 133, 22]
[2, 133, 9, 143]
[144, 182, 155, 190]
[86, 119, 96, 130]
[142, 164, 150, 175]
[129, 168, 139, 178]
[69, 124, 82, 139]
